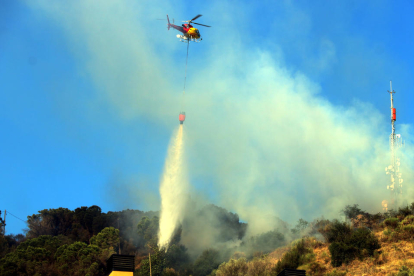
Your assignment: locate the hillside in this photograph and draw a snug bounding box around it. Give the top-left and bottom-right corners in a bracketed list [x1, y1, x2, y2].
[211, 204, 414, 276]
[266, 231, 414, 276]
[1, 203, 414, 275]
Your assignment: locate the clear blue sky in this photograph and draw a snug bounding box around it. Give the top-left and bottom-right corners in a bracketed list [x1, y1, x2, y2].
[1, 0, 413, 234]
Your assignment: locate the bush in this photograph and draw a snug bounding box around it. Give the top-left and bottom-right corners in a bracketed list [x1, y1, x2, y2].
[312, 219, 331, 240]
[347, 228, 380, 256]
[291, 219, 309, 235]
[329, 227, 380, 267]
[308, 262, 326, 276]
[325, 220, 352, 243]
[384, 218, 400, 229]
[273, 239, 312, 274]
[402, 215, 414, 225]
[246, 258, 273, 276]
[163, 268, 180, 276]
[342, 204, 363, 220]
[396, 265, 414, 276]
[214, 258, 248, 276]
[396, 206, 414, 218]
[243, 230, 286, 255]
[373, 250, 387, 265]
[193, 249, 221, 276]
[329, 242, 358, 267]
[402, 225, 414, 237]
[382, 216, 414, 241]
[383, 229, 393, 236]
[325, 270, 347, 276]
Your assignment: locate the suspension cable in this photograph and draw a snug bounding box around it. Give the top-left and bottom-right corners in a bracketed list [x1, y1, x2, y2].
[181, 40, 190, 111]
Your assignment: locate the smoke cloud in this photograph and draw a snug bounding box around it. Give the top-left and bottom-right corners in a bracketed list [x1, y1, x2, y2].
[27, 0, 414, 248]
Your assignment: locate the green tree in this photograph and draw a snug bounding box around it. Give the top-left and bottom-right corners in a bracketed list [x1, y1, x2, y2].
[137, 216, 159, 245]
[193, 249, 221, 276]
[55, 242, 102, 276]
[291, 219, 309, 235]
[138, 246, 166, 276]
[165, 244, 190, 272]
[26, 208, 74, 238]
[329, 227, 380, 267]
[342, 205, 363, 220]
[0, 235, 66, 276]
[90, 227, 119, 250]
[244, 230, 285, 254]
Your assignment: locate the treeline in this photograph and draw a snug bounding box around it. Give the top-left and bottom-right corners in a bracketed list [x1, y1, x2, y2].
[0, 204, 283, 275]
[0, 206, 158, 275]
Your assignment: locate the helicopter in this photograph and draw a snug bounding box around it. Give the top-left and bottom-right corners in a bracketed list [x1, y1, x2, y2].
[165, 14, 211, 42]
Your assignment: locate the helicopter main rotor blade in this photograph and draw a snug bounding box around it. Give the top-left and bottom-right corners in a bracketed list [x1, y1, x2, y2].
[189, 14, 202, 22]
[192, 22, 211, 27]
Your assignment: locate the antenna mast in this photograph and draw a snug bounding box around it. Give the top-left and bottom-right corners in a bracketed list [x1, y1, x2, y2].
[385, 81, 403, 207]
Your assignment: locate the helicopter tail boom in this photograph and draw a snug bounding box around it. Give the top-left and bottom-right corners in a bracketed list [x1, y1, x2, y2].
[167, 15, 171, 30]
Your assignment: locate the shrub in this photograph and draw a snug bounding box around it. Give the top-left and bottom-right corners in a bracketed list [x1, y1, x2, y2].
[312, 219, 331, 240]
[396, 265, 414, 276]
[342, 204, 363, 220]
[163, 268, 180, 276]
[402, 225, 414, 238]
[329, 227, 380, 267]
[347, 228, 380, 256]
[383, 229, 393, 236]
[273, 239, 311, 274]
[215, 258, 248, 276]
[397, 205, 414, 218]
[246, 258, 273, 276]
[321, 251, 330, 264]
[384, 218, 400, 229]
[193, 249, 221, 276]
[302, 252, 316, 263]
[245, 230, 285, 254]
[308, 262, 326, 276]
[329, 242, 358, 267]
[306, 237, 323, 249]
[373, 251, 387, 265]
[325, 270, 347, 276]
[402, 215, 414, 225]
[291, 219, 309, 235]
[325, 220, 352, 243]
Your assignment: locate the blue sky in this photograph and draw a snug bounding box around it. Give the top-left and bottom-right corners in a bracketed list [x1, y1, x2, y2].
[1, 0, 413, 235]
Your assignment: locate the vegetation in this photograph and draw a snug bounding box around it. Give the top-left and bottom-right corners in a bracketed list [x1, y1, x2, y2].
[326, 221, 380, 267]
[0, 228, 118, 276]
[1, 202, 414, 275]
[396, 265, 414, 276]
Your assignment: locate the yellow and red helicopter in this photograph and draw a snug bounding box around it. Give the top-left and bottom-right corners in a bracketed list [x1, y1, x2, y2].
[165, 14, 211, 42]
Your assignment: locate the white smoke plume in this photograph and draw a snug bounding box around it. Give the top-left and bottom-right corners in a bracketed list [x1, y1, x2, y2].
[27, 0, 414, 245]
[158, 125, 188, 250]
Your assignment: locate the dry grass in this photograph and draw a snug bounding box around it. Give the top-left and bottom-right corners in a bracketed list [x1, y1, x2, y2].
[267, 229, 414, 275]
[267, 246, 290, 264]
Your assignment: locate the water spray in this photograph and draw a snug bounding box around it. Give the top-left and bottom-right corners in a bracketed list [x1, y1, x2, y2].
[158, 125, 188, 250]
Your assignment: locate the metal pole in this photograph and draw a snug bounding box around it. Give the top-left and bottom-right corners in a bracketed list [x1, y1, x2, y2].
[118, 218, 121, 255]
[149, 252, 152, 276]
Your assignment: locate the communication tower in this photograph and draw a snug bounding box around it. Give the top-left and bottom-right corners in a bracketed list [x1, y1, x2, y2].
[384, 81, 404, 207]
